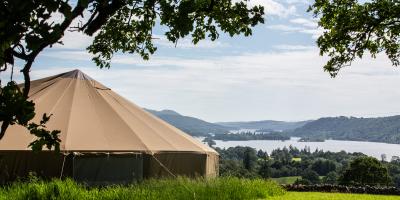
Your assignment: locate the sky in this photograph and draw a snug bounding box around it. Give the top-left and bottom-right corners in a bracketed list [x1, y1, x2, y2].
[4, 0, 400, 122]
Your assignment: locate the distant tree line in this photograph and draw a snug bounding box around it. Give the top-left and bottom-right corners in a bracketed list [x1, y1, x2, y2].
[217, 146, 400, 187]
[291, 116, 400, 144]
[210, 131, 290, 141]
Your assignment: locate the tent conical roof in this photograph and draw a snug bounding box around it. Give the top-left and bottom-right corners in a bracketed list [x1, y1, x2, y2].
[0, 70, 216, 154]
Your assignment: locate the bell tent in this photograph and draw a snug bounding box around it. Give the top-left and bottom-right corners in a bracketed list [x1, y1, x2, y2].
[0, 70, 218, 184]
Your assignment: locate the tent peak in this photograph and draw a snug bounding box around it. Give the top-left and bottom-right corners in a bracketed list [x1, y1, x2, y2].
[62, 69, 93, 81]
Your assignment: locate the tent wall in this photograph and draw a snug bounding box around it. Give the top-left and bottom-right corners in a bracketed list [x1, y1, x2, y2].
[0, 152, 143, 185]
[0, 151, 219, 184]
[206, 153, 219, 178]
[0, 151, 73, 183]
[143, 152, 219, 178]
[73, 153, 143, 185]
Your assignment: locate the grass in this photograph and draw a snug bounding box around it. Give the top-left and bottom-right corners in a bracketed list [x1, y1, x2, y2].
[292, 157, 302, 162]
[0, 177, 285, 200]
[269, 192, 400, 200]
[271, 176, 326, 185]
[3, 177, 398, 200]
[271, 176, 300, 184]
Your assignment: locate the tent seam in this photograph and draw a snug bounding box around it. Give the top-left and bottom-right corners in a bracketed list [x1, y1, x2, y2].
[84, 79, 112, 150]
[27, 77, 76, 150]
[103, 91, 179, 152]
[110, 93, 213, 152]
[93, 89, 152, 153]
[63, 78, 79, 150]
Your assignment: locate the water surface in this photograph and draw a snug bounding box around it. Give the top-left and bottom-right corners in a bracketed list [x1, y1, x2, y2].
[213, 137, 400, 160]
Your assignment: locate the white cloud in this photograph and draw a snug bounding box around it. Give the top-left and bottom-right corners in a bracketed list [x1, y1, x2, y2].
[300, 27, 324, 39]
[34, 49, 400, 122]
[290, 18, 317, 28]
[42, 50, 92, 61]
[274, 44, 316, 50]
[17, 0, 400, 122]
[285, 0, 310, 4]
[52, 31, 93, 50]
[267, 17, 323, 39]
[266, 24, 302, 32]
[235, 0, 296, 17]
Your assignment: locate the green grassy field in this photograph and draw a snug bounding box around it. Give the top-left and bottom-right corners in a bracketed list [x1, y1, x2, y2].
[2, 177, 399, 200]
[270, 192, 400, 200]
[271, 176, 326, 185]
[271, 176, 301, 184]
[0, 177, 285, 200]
[292, 157, 302, 162]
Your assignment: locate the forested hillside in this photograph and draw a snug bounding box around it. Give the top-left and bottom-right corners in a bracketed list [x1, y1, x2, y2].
[146, 108, 400, 144]
[145, 109, 230, 136]
[217, 120, 310, 131]
[291, 116, 400, 144]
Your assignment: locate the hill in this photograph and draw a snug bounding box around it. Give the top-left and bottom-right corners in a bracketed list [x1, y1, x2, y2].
[270, 192, 399, 200]
[147, 109, 400, 144]
[145, 109, 230, 136]
[217, 120, 310, 131]
[291, 116, 400, 144]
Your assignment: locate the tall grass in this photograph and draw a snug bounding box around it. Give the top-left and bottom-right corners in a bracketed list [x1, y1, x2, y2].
[0, 177, 285, 200]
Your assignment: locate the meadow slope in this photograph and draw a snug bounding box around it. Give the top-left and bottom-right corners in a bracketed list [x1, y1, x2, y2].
[270, 192, 400, 200]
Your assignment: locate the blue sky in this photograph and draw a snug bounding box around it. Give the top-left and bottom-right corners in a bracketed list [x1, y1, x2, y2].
[5, 0, 400, 122]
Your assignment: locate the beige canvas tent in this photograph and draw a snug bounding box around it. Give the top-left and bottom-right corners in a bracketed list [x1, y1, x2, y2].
[0, 70, 218, 184]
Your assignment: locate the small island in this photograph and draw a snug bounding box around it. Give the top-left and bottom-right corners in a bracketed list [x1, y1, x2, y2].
[298, 137, 325, 142]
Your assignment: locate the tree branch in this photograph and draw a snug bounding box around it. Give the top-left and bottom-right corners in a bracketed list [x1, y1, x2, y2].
[84, 0, 126, 35]
[0, 122, 10, 140]
[21, 0, 90, 97]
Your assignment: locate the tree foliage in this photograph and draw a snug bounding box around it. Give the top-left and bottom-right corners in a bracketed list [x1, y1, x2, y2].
[340, 157, 390, 186]
[0, 82, 35, 138]
[217, 145, 400, 186]
[292, 115, 400, 144]
[309, 0, 400, 77]
[311, 158, 337, 176]
[301, 169, 320, 184]
[322, 171, 338, 184]
[0, 0, 264, 150]
[243, 147, 258, 171]
[212, 131, 290, 141]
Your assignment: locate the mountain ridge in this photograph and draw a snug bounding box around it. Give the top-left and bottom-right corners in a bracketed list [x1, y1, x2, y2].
[217, 120, 311, 131]
[146, 108, 400, 144]
[291, 115, 400, 144]
[145, 108, 230, 136]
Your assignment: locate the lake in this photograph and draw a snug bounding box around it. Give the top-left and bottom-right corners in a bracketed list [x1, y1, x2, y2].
[212, 137, 400, 160]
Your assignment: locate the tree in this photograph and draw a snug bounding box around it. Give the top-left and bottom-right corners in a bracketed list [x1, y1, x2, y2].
[202, 137, 216, 147]
[309, 0, 400, 77]
[301, 169, 320, 184]
[311, 159, 337, 176]
[340, 157, 390, 186]
[392, 174, 400, 187]
[271, 147, 292, 165]
[322, 171, 338, 185]
[218, 146, 260, 178]
[257, 149, 268, 159]
[243, 147, 257, 171]
[0, 0, 264, 150]
[258, 160, 271, 179]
